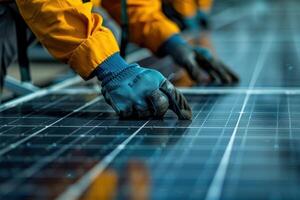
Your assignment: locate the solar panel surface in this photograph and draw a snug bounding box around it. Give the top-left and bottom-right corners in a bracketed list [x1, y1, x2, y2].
[1, 0, 300, 199]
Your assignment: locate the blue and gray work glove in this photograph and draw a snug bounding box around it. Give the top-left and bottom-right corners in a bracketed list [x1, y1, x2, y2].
[95, 53, 192, 120]
[158, 35, 239, 85]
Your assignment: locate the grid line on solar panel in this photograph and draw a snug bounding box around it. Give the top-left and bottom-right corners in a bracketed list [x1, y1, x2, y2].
[2, 94, 300, 199]
[0, 97, 107, 196]
[215, 92, 258, 200]
[204, 35, 272, 200]
[56, 120, 149, 200]
[150, 99, 234, 199]
[0, 91, 154, 199]
[220, 99, 300, 200]
[0, 125, 142, 199]
[90, 94, 300, 200]
[0, 96, 102, 156]
[1, 95, 297, 200]
[4, 125, 300, 129]
[0, 76, 82, 113]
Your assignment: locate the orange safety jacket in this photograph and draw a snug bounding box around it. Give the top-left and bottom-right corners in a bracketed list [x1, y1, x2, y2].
[16, 0, 180, 80]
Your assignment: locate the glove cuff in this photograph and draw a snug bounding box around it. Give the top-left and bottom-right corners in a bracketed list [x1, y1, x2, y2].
[197, 10, 209, 18]
[95, 52, 130, 82]
[182, 16, 199, 30]
[101, 64, 143, 90]
[157, 34, 187, 57]
[158, 34, 213, 61]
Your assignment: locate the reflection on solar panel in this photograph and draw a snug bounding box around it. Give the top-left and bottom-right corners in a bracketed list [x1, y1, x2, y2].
[1, 0, 300, 199]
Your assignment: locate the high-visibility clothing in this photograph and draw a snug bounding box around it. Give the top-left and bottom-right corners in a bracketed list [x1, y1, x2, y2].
[16, 0, 179, 79]
[101, 0, 180, 54]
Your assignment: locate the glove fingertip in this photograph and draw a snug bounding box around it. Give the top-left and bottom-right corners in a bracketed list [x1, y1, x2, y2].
[229, 71, 240, 84]
[179, 109, 193, 120]
[147, 89, 169, 117]
[160, 80, 193, 120]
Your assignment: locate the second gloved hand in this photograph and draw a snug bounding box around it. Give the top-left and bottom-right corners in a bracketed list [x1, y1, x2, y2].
[96, 53, 192, 119]
[158, 35, 239, 85]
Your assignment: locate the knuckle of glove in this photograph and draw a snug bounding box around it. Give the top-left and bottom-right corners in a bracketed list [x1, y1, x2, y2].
[148, 90, 169, 117]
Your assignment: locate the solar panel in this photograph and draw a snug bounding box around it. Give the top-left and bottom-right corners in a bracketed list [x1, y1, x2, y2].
[1, 0, 300, 199]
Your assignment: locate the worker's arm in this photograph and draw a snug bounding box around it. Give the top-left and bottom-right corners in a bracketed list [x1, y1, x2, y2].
[101, 0, 238, 85]
[171, 0, 197, 18]
[102, 0, 180, 53]
[163, 0, 213, 18]
[171, 0, 214, 16]
[16, 0, 119, 80]
[164, 0, 213, 30]
[16, 0, 192, 119]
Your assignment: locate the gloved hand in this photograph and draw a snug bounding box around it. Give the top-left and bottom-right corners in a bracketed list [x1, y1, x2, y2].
[95, 53, 192, 120]
[158, 35, 239, 85]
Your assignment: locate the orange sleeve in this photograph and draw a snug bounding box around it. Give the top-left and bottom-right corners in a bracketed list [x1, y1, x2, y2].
[91, 0, 101, 7]
[197, 0, 214, 12]
[102, 0, 180, 53]
[16, 0, 120, 80]
[171, 0, 197, 18]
